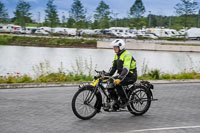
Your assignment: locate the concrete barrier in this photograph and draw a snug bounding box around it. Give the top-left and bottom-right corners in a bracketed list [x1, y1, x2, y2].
[97, 40, 200, 52]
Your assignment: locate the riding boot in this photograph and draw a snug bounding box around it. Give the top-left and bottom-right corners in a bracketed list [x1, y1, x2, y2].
[108, 88, 118, 100]
[115, 85, 128, 105]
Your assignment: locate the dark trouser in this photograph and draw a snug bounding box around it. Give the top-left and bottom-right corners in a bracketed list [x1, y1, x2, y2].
[116, 72, 137, 103]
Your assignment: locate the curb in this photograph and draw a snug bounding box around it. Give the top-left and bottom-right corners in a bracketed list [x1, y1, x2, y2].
[0, 82, 82, 89]
[147, 79, 200, 84]
[1, 79, 200, 89]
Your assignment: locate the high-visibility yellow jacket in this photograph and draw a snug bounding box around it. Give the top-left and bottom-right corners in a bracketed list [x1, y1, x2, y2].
[108, 50, 137, 81]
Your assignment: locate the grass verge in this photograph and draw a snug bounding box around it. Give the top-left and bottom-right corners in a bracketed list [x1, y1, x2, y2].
[1, 70, 200, 84]
[0, 35, 97, 47]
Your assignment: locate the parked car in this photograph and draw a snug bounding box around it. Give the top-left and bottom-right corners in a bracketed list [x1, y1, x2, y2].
[35, 29, 49, 35]
[143, 33, 159, 39]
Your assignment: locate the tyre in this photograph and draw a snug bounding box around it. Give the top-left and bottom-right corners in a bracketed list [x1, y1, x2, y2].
[127, 85, 151, 116]
[71, 86, 98, 120]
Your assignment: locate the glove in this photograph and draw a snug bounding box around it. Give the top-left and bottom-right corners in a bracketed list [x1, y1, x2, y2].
[114, 79, 121, 85]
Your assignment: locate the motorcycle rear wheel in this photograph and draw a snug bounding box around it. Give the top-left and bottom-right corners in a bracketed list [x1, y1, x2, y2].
[127, 85, 151, 116]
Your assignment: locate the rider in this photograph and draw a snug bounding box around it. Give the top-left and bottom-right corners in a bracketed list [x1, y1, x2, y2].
[107, 39, 137, 107]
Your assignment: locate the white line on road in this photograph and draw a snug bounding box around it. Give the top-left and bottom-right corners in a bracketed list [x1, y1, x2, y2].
[125, 125, 200, 132]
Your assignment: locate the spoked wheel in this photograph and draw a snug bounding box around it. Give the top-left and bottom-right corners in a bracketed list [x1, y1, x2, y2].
[72, 87, 98, 120]
[127, 85, 151, 116]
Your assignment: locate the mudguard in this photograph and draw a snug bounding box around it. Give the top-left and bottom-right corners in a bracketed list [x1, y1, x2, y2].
[131, 81, 154, 101]
[140, 80, 154, 89]
[140, 80, 155, 100]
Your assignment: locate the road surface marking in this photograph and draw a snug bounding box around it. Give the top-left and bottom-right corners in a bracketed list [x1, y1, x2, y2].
[126, 125, 200, 132]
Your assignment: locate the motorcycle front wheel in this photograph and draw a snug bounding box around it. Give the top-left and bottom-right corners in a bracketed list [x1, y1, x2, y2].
[127, 85, 151, 116]
[71, 86, 98, 120]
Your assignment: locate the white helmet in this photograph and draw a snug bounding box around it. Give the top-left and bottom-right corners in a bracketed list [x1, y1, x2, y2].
[111, 39, 125, 50]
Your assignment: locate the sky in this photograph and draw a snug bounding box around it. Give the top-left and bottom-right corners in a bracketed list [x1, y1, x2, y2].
[2, 0, 200, 22]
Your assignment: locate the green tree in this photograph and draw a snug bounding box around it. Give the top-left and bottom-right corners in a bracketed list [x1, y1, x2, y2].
[13, 0, 31, 27]
[94, 0, 111, 29]
[70, 0, 86, 23]
[91, 20, 100, 29]
[67, 17, 76, 28]
[61, 13, 67, 27]
[174, 0, 198, 28]
[129, 0, 146, 29]
[130, 0, 145, 18]
[198, 9, 200, 27]
[0, 1, 9, 23]
[45, 0, 59, 27]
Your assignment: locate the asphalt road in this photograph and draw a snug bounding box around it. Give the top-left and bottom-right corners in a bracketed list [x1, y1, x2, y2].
[0, 83, 200, 133]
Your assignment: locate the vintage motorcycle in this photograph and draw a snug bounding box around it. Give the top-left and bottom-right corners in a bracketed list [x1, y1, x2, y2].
[71, 70, 157, 120]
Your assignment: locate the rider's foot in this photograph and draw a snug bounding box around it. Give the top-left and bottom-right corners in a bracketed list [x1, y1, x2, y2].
[119, 98, 128, 108]
[119, 103, 127, 108]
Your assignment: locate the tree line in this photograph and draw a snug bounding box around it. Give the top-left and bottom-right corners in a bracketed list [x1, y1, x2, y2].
[0, 0, 200, 30]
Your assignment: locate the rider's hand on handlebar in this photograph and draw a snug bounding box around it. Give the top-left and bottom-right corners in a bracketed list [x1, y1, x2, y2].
[104, 72, 110, 76]
[114, 79, 121, 85]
